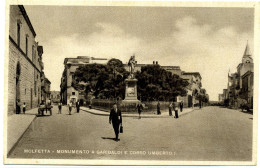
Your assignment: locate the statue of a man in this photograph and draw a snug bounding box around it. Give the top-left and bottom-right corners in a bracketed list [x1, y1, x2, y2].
[128, 55, 136, 78]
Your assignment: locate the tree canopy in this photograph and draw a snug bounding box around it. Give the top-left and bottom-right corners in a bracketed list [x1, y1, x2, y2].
[135, 65, 189, 101]
[72, 59, 189, 101]
[72, 59, 129, 99]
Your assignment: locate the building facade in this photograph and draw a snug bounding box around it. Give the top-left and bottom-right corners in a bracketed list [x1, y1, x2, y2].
[220, 42, 254, 109]
[8, 5, 46, 115]
[180, 72, 202, 107]
[60, 56, 107, 105]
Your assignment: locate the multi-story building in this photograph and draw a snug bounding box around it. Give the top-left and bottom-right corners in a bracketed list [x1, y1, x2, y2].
[8, 5, 46, 115]
[180, 72, 202, 107]
[220, 42, 254, 109]
[123, 61, 182, 76]
[41, 76, 51, 103]
[60, 56, 107, 104]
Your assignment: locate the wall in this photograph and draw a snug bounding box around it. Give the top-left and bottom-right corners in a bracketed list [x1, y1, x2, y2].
[8, 5, 42, 115]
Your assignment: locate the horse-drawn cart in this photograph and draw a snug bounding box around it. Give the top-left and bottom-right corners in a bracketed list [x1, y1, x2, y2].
[38, 105, 53, 116]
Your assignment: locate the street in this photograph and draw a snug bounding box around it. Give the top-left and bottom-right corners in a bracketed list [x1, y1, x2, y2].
[9, 106, 253, 161]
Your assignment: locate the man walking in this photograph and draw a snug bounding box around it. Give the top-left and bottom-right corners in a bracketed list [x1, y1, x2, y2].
[109, 103, 122, 141]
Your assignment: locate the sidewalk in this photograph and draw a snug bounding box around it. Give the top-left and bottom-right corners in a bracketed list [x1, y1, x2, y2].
[81, 106, 196, 118]
[7, 107, 39, 156]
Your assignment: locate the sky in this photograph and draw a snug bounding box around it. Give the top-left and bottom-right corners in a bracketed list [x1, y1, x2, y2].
[24, 6, 254, 101]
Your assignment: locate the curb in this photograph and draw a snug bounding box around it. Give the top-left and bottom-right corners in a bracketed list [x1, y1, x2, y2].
[7, 115, 37, 157]
[81, 108, 195, 118]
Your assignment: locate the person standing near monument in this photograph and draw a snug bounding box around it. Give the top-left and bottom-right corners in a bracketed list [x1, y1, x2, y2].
[136, 102, 143, 119]
[179, 101, 184, 112]
[157, 101, 161, 115]
[109, 103, 122, 141]
[76, 100, 80, 113]
[169, 102, 173, 116]
[173, 101, 179, 118]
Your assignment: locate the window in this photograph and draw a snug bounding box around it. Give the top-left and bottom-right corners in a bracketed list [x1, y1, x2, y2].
[26, 36, 28, 56]
[34, 81, 37, 96]
[72, 92, 75, 95]
[32, 45, 34, 62]
[17, 23, 20, 47]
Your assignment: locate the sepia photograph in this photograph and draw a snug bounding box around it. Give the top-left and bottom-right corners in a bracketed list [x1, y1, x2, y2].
[3, 0, 260, 166]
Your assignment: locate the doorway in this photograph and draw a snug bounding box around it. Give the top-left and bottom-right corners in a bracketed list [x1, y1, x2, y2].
[16, 62, 21, 114]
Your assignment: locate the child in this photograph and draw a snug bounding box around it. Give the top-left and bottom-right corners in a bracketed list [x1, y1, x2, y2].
[22, 102, 26, 114]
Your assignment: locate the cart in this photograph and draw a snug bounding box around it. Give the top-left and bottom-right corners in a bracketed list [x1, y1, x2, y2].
[38, 105, 53, 116]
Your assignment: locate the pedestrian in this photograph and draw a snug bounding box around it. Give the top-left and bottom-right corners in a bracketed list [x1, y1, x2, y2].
[58, 101, 62, 114]
[157, 101, 161, 115]
[22, 102, 26, 114]
[109, 103, 122, 142]
[136, 102, 143, 119]
[16, 99, 21, 114]
[68, 101, 73, 115]
[179, 101, 184, 112]
[169, 102, 173, 116]
[76, 100, 80, 113]
[173, 101, 179, 118]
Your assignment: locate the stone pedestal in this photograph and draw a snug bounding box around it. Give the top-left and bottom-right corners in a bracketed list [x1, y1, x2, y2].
[121, 78, 140, 112]
[123, 78, 138, 101]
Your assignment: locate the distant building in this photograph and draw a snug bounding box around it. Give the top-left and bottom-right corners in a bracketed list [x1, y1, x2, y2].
[41, 76, 51, 102]
[50, 91, 60, 103]
[123, 61, 182, 76]
[8, 5, 47, 115]
[60, 56, 107, 104]
[181, 72, 202, 107]
[219, 94, 224, 102]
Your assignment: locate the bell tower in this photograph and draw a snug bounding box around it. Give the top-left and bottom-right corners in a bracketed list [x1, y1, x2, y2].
[242, 41, 253, 64]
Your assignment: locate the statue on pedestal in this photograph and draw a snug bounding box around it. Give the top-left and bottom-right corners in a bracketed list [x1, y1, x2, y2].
[128, 55, 136, 79]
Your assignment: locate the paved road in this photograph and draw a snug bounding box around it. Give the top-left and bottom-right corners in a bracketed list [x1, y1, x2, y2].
[9, 106, 253, 161]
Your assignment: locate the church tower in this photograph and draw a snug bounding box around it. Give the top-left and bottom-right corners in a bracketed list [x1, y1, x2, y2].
[242, 41, 253, 64]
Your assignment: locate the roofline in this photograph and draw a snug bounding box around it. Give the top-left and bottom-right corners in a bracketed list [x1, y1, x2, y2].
[18, 5, 36, 37]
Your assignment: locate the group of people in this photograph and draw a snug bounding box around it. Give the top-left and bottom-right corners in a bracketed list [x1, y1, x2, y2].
[16, 99, 27, 114]
[58, 100, 81, 115]
[167, 101, 184, 118]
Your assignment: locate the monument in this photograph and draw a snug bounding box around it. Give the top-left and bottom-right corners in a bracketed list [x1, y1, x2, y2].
[121, 55, 140, 111]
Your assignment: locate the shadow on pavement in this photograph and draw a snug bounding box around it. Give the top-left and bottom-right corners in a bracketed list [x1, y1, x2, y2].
[101, 137, 116, 141]
[36, 115, 51, 117]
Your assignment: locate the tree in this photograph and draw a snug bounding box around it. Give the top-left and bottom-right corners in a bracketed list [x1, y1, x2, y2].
[72, 59, 129, 100]
[135, 65, 189, 101]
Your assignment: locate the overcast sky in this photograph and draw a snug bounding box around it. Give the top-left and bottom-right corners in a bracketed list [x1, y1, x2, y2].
[24, 6, 254, 101]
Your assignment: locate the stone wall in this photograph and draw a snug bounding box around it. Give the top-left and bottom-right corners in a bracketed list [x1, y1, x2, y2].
[8, 41, 41, 115]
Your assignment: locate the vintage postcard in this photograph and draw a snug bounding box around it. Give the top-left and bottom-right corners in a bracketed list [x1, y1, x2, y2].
[3, 0, 260, 166]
